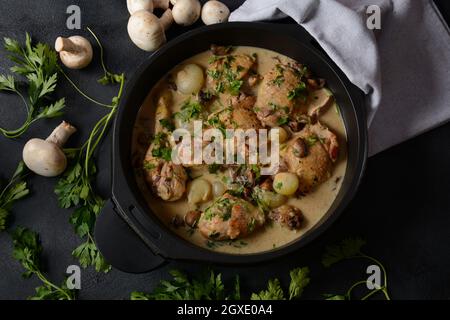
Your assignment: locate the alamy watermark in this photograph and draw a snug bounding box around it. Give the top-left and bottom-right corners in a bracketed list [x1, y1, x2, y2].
[66, 5, 81, 30]
[169, 121, 280, 175]
[66, 265, 81, 290]
[366, 5, 381, 30]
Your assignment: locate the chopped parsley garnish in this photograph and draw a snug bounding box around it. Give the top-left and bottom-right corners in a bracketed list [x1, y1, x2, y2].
[271, 64, 285, 87]
[207, 114, 227, 136]
[150, 132, 172, 161]
[152, 146, 172, 161]
[215, 82, 225, 94]
[159, 118, 175, 131]
[250, 165, 261, 181]
[275, 182, 283, 190]
[229, 80, 243, 96]
[305, 135, 319, 147]
[143, 161, 156, 170]
[208, 55, 222, 64]
[277, 116, 289, 126]
[174, 100, 203, 122]
[287, 81, 307, 101]
[207, 69, 222, 80]
[208, 163, 221, 174]
[247, 218, 256, 233]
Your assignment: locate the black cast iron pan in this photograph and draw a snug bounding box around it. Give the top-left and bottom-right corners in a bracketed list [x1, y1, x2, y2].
[95, 22, 368, 273]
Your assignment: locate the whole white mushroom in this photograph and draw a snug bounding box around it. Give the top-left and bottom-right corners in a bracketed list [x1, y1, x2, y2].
[23, 121, 77, 177]
[127, 0, 153, 15]
[54, 36, 93, 69]
[172, 0, 201, 26]
[201, 1, 230, 25]
[127, 9, 174, 51]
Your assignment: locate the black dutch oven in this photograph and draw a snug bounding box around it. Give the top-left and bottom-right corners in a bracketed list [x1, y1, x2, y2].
[95, 22, 368, 273]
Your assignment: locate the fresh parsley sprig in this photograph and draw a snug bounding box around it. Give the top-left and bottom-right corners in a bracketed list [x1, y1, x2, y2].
[251, 267, 310, 300]
[0, 33, 65, 138]
[0, 162, 29, 231]
[322, 237, 391, 300]
[131, 267, 310, 301]
[12, 227, 76, 300]
[54, 28, 125, 273]
[131, 269, 239, 300]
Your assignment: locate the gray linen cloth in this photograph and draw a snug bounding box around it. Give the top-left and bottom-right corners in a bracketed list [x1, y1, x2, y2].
[230, 0, 450, 155]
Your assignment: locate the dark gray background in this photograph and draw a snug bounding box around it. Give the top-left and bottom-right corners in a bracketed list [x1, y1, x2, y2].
[0, 0, 449, 300]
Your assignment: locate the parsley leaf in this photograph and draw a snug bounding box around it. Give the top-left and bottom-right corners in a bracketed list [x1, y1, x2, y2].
[229, 80, 243, 96]
[251, 279, 285, 300]
[208, 163, 222, 173]
[321, 238, 391, 300]
[0, 162, 29, 231]
[0, 33, 65, 138]
[131, 265, 310, 301]
[174, 100, 204, 123]
[287, 81, 307, 101]
[159, 118, 175, 131]
[322, 237, 366, 267]
[131, 270, 234, 300]
[288, 267, 310, 299]
[12, 227, 76, 300]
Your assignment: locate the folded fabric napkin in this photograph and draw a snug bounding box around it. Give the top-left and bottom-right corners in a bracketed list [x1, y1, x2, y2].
[230, 0, 450, 155]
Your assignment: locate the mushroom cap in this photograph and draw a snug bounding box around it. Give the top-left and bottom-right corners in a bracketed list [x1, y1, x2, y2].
[201, 0, 230, 25]
[57, 36, 93, 69]
[127, 0, 154, 15]
[172, 0, 201, 26]
[127, 10, 166, 51]
[23, 138, 67, 177]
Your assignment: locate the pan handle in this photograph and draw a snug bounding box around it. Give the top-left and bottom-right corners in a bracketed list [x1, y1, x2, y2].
[95, 199, 166, 273]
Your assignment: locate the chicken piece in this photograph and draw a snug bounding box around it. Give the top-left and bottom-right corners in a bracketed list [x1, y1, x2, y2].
[206, 53, 255, 101]
[143, 148, 188, 201]
[154, 90, 173, 133]
[269, 205, 304, 230]
[254, 63, 307, 127]
[198, 193, 265, 240]
[142, 91, 188, 201]
[281, 123, 339, 193]
[307, 88, 334, 119]
[207, 94, 261, 130]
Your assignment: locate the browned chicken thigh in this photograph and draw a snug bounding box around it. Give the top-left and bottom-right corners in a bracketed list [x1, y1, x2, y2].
[198, 193, 265, 240]
[282, 122, 339, 194]
[254, 63, 307, 127]
[142, 91, 188, 201]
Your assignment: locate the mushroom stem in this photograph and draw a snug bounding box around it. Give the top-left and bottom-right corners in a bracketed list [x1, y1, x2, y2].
[55, 37, 80, 53]
[160, 9, 174, 31]
[46, 121, 77, 147]
[153, 0, 170, 10]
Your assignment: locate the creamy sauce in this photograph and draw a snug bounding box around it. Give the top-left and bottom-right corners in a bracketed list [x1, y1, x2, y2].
[131, 46, 347, 254]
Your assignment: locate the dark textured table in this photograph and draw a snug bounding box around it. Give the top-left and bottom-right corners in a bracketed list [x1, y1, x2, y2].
[1, 0, 449, 300]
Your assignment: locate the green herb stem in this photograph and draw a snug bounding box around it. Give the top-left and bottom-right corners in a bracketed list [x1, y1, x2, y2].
[35, 271, 73, 300]
[57, 66, 113, 108]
